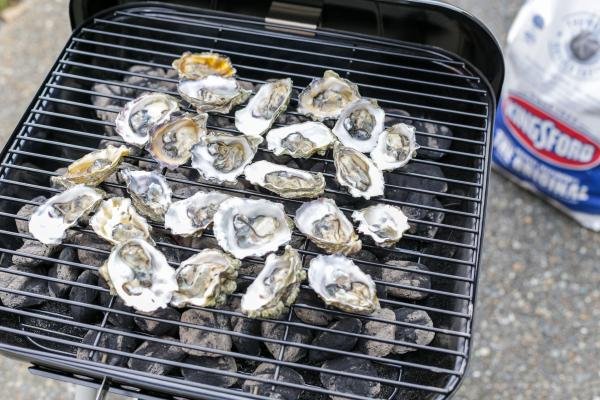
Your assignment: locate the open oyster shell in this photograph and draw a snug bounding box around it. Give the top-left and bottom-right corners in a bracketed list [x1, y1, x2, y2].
[165, 191, 232, 237]
[170, 249, 241, 308]
[100, 238, 178, 313]
[244, 160, 325, 199]
[241, 246, 305, 319]
[297, 70, 361, 121]
[29, 185, 104, 245]
[308, 254, 380, 314]
[370, 123, 419, 171]
[352, 204, 409, 247]
[121, 169, 172, 223]
[90, 197, 153, 245]
[333, 141, 384, 199]
[147, 113, 208, 170]
[172, 51, 236, 79]
[51, 145, 130, 188]
[332, 98, 385, 153]
[115, 93, 180, 147]
[235, 78, 293, 136]
[178, 76, 251, 114]
[294, 198, 361, 255]
[213, 198, 293, 259]
[265, 121, 335, 158]
[190, 130, 262, 184]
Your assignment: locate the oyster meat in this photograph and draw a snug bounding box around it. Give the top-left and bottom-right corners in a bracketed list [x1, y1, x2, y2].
[178, 75, 251, 114]
[235, 78, 293, 136]
[332, 99, 385, 153]
[244, 160, 325, 199]
[147, 113, 207, 170]
[297, 70, 361, 121]
[121, 169, 172, 222]
[241, 246, 305, 319]
[172, 51, 236, 79]
[115, 93, 180, 147]
[100, 238, 178, 313]
[352, 204, 409, 247]
[308, 254, 379, 314]
[294, 198, 361, 255]
[266, 121, 334, 158]
[370, 123, 419, 170]
[191, 130, 262, 184]
[213, 198, 292, 259]
[90, 197, 153, 245]
[171, 249, 241, 308]
[51, 145, 130, 188]
[333, 141, 384, 199]
[29, 185, 104, 245]
[165, 191, 231, 237]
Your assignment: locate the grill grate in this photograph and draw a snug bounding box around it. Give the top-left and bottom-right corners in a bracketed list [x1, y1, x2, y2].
[0, 4, 493, 400]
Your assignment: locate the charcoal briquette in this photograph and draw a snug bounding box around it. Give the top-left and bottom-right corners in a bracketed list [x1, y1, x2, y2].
[293, 290, 334, 326]
[48, 247, 81, 298]
[242, 363, 305, 400]
[382, 261, 431, 300]
[356, 308, 396, 357]
[128, 338, 186, 375]
[392, 308, 435, 355]
[182, 355, 238, 388]
[124, 65, 177, 95]
[69, 270, 101, 323]
[12, 239, 58, 267]
[387, 164, 448, 197]
[412, 120, 453, 159]
[74, 233, 111, 268]
[91, 82, 129, 123]
[261, 319, 312, 362]
[309, 318, 362, 362]
[0, 265, 48, 308]
[77, 328, 138, 367]
[229, 297, 262, 356]
[401, 195, 445, 238]
[134, 307, 181, 336]
[179, 309, 232, 357]
[320, 356, 380, 400]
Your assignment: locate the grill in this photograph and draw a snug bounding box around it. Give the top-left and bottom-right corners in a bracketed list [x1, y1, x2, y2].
[0, 2, 501, 400]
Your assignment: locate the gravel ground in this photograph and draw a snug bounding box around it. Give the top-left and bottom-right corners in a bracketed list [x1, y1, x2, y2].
[0, 1, 599, 400]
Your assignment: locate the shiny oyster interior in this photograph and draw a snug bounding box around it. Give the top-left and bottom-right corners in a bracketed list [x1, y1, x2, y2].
[370, 122, 420, 171]
[121, 169, 172, 223]
[297, 70, 361, 121]
[333, 141, 384, 199]
[244, 160, 325, 199]
[165, 191, 231, 237]
[265, 121, 335, 158]
[352, 204, 409, 247]
[177, 75, 251, 114]
[172, 51, 236, 79]
[332, 98, 385, 153]
[90, 197, 153, 245]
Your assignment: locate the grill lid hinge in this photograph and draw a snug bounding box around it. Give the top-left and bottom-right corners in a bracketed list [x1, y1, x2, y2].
[266, 1, 322, 35]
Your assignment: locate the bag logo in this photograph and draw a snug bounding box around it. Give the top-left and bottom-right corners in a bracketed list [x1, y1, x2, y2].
[503, 95, 600, 170]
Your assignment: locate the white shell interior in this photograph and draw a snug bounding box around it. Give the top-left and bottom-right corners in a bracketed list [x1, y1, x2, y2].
[165, 191, 231, 236]
[370, 123, 420, 171]
[352, 204, 409, 246]
[332, 98, 385, 153]
[235, 78, 292, 136]
[265, 121, 335, 158]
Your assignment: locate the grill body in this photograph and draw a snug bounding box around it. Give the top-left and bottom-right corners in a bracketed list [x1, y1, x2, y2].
[0, 2, 499, 399]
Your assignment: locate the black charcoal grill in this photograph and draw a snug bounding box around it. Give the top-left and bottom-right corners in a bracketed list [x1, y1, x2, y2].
[0, 1, 503, 399]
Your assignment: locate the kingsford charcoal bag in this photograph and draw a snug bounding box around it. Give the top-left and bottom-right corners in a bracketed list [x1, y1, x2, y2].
[493, 0, 600, 230]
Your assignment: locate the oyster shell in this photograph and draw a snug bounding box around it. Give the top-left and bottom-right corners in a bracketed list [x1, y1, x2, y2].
[172, 51, 236, 79]
[266, 121, 334, 158]
[190, 130, 262, 184]
[121, 169, 172, 222]
[241, 246, 305, 319]
[333, 141, 384, 199]
[235, 78, 293, 136]
[100, 239, 178, 313]
[51, 145, 130, 188]
[178, 76, 251, 114]
[170, 249, 241, 308]
[294, 198, 361, 255]
[308, 254, 379, 314]
[297, 70, 361, 121]
[213, 198, 292, 259]
[370, 123, 419, 171]
[165, 191, 232, 237]
[115, 93, 180, 147]
[147, 113, 208, 170]
[29, 185, 104, 245]
[332, 99, 385, 153]
[90, 197, 153, 245]
[351, 204, 409, 247]
[244, 160, 325, 199]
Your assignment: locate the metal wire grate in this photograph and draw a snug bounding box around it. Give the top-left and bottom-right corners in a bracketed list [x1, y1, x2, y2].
[0, 4, 493, 400]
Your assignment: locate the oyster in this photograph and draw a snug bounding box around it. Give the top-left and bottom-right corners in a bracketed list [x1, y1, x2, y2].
[266, 121, 334, 158]
[332, 99, 385, 153]
[147, 113, 207, 170]
[29, 185, 104, 245]
[241, 246, 305, 319]
[121, 169, 172, 222]
[178, 75, 251, 114]
[51, 145, 130, 188]
[244, 160, 325, 199]
[297, 70, 361, 121]
[351, 204, 409, 247]
[370, 123, 419, 170]
[165, 191, 232, 237]
[294, 198, 361, 255]
[190, 131, 262, 184]
[170, 249, 241, 308]
[333, 141, 384, 199]
[172, 51, 236, 79]
[235, 78, 293, 136]
[100, 239, 178, 313]
[213, 198, 292, 259]
[90, 197, 153, 245]
[115, 93, 180, 147]
[308, 254, 379, 314]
